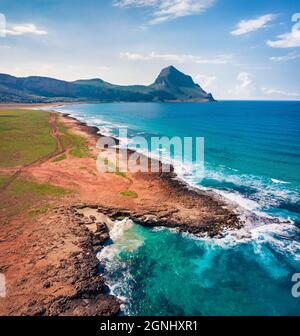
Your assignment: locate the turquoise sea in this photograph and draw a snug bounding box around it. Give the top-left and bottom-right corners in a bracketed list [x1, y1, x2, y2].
[56, 101, 300, 316]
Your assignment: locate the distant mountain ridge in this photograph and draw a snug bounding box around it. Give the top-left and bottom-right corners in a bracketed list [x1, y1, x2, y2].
[0, 66, 215, 103]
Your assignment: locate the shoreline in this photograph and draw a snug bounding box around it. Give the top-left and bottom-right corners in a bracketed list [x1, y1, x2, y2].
[0, 104, 241, 316]
[58, 109, 241, 235]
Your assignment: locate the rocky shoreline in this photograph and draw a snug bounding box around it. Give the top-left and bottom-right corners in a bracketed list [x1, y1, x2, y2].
[41, 112, 241, 316]
[45, 205, 121, 316]
[0, 106, 242, 316]
[18, 187, 239, 316]
[60, 111, 241, 236]
[0, 204, 122, 316]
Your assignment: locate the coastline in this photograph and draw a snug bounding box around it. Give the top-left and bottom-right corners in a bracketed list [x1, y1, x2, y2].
[59, 110, 241, 235]
[0, 104, 241, 316]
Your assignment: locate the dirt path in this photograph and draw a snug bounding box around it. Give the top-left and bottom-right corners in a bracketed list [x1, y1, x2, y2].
[0, 113, 65, 192]
[0, 109, 241, 316]
[48, 112, 63, 154]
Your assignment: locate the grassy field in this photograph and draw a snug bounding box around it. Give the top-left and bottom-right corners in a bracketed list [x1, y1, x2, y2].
[0, 174, 68, 219]
[0, 109, 96, 221]
[58, 123, 90, 158]
[0, 109, 57, 168]
[53, 154, 67, 162]
[0, 109, 68, 220]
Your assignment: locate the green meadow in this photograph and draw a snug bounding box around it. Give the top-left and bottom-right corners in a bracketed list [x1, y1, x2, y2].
[58, 122, 90, 158]
[0, 109, 95, 219]
[0, 176, 68, 218]
[0, 109, 68, 218]
[0, 109, 57, 168]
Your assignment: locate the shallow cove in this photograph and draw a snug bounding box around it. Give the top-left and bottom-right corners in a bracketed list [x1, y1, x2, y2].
[99, 220, 300, 316]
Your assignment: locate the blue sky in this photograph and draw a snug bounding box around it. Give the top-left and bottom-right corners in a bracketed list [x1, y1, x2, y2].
[0, 0, 299, 99]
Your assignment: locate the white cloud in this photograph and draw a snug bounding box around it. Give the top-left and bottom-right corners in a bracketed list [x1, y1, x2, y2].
[231, 14, 276, 36]
[267, 13, 300, 48]
[5, 23, 47, 36]
[270, 52, 300, 61]
[194, 74, 216, 90]
[261, 87, 300, 98]
[236, 72, 253, 89]
[230, 72, 255, 97]
[114, 0, 215, 24]
[193, 74, 224, 98]
[120, 51, 232, 64]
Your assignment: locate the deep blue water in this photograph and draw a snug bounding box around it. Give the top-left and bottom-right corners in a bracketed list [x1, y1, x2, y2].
[56, 101, 300, 316]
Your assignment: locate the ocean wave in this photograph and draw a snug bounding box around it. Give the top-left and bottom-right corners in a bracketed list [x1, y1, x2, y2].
[271, 178, 291, 184]
[97, 218, 144, 312]
[55, 104, 300, 259]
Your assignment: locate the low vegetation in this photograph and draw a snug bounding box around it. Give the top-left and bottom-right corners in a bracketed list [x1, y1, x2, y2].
[0, 109, 56, 168]
[53, 154, 67, 162]
[0, 109, 69, 220]
[0, 175, 10, 188]
[115, 171, 127, 178]
[58, 123, 90, 158]
[120, 190, 138, 198]
[0, 174, 67, 218]
[9, 177, 67, 196]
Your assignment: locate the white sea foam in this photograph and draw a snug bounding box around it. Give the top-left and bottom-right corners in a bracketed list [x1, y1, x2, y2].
[88, 117, 112, 125]
[56, 104, 300, 261]
[97, 218, 144, 309]
[98, 218, 142, 261]
[214, 190, 260, 211]
[271, 178, 290, 184]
